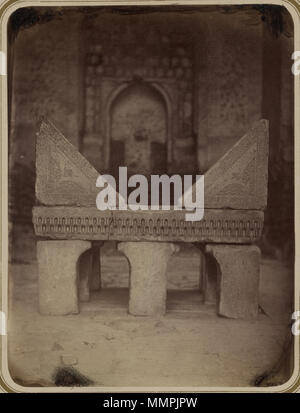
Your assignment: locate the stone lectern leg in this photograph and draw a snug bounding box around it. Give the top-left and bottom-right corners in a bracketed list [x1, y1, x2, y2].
[205, 244, 260, 319]
[78, 244, 103, 302]
[37, 240, 91, 315]
[202, 252, 218, 305]
[118, 242, 179, 316]
[89, 243, 103, 291]
[78, 248, 93, 302]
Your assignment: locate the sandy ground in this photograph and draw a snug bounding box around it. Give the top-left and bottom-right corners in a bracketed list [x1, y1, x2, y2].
[6, 252, 294, 388]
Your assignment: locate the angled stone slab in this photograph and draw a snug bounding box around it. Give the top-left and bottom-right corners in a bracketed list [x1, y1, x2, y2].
[204, 120, 269, 210]
[36, 119, 100, 206]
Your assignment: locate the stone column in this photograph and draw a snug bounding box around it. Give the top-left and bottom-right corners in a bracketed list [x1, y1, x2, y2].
[78, 243, 103, 302]
[89, 243, 103, 291]
[118, 242, 179, 316]
[192, 244, 205, 293]
[78, 248, 92, 302]
[202, 252, 218, 305]
[37, 240, 91, 315]
[205, 244, 260, 319]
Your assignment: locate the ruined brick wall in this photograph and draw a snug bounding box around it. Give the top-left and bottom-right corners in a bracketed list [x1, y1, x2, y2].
[194, 11, 264, 171]
[81, 11, 196, 174]
[9, 10, 82, 262]
[261, 23, 294, 260]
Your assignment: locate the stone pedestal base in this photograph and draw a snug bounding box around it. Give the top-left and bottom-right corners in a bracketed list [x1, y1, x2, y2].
[118, 242, 178, 316]
[37, 240, 91, 315]
[205, 244, 260, 319]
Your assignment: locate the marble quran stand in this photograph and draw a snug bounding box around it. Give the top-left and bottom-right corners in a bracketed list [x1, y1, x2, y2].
[33, 119, 269, 318]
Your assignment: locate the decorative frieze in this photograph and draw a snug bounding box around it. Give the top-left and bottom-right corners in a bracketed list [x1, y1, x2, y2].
[33, 206, 264, 244]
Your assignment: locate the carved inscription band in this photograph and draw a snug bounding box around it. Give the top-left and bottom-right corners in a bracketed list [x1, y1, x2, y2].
[33, 206, 263, 243]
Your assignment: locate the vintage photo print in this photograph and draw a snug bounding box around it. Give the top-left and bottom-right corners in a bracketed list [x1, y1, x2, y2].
[0, 0, 300, 393]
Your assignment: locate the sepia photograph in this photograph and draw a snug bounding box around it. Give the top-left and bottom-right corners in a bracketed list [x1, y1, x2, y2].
[0, 1, 299, 393]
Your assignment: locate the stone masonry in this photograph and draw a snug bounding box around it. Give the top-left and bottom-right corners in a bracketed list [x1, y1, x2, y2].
[33, 119, 269, 319]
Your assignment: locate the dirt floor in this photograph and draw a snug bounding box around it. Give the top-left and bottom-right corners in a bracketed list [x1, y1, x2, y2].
[7, 251, 294, 388]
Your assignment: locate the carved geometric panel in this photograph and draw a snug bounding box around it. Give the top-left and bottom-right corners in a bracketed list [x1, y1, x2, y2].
[204, 120, 269, 210]
[36, 119, 100, 206]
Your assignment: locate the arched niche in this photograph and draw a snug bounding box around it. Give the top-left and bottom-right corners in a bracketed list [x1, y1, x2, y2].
[106, 81, 172, 176]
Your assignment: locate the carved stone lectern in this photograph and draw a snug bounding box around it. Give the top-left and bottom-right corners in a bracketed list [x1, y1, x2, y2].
[33, 119, 268, 318]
